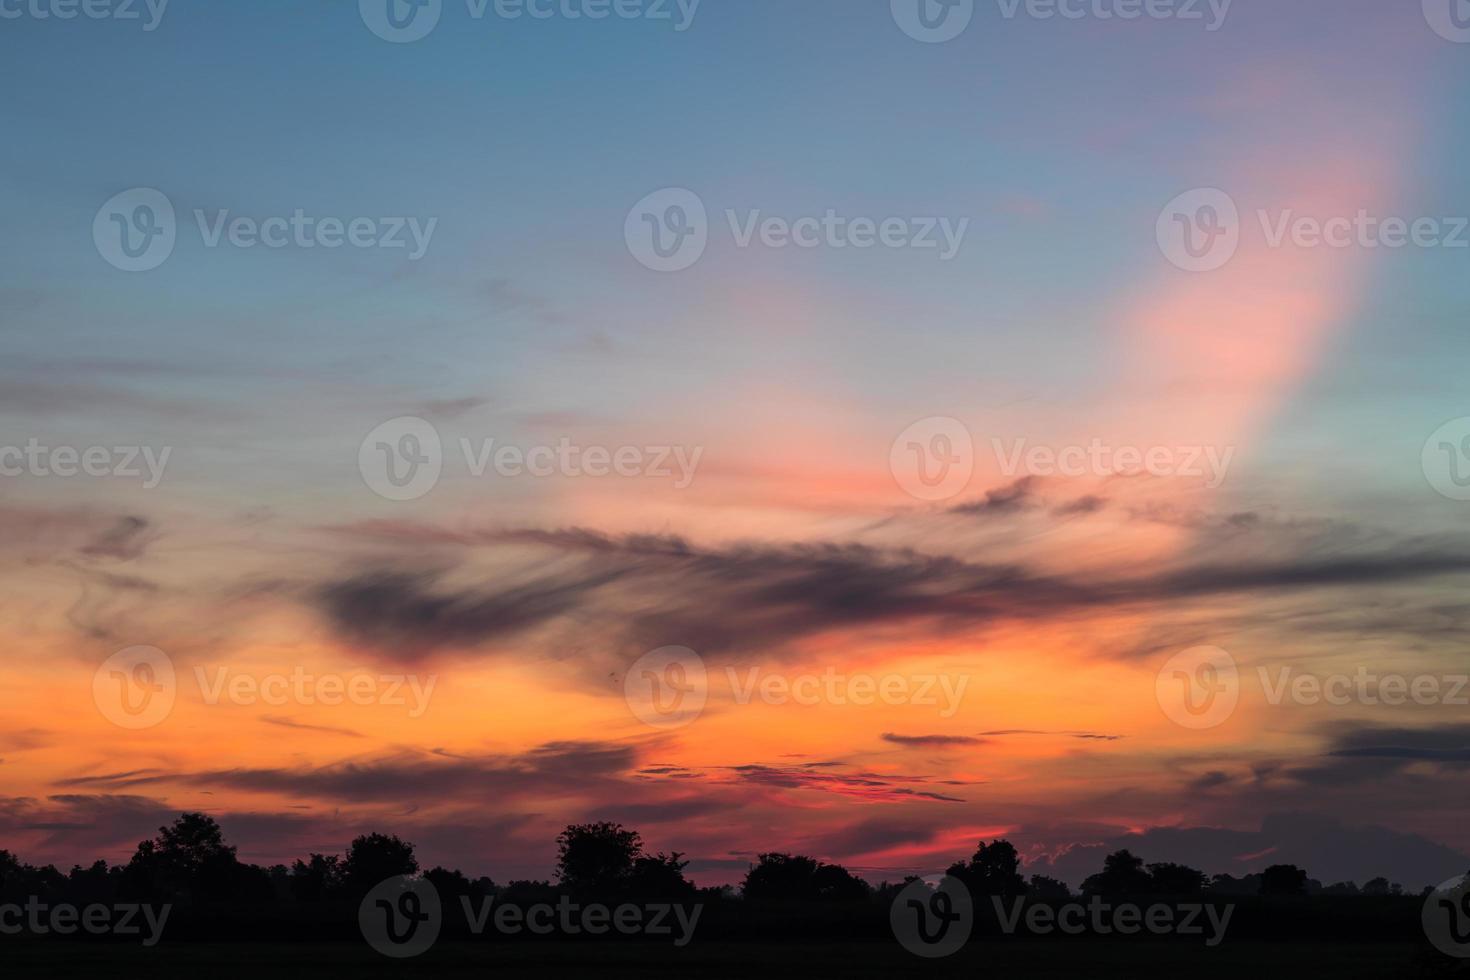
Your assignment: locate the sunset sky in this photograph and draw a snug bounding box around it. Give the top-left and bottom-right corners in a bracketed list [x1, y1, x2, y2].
[2, 0, 1469, 891]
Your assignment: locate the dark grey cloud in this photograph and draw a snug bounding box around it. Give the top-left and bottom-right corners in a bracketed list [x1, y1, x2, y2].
[78, 741, 641, 805]
[573, 798, 730, 825]
[0, 729, 54, 752]
[308, 523, 1470, 664]
[260, 715, 364, 739]
[1326, 723, 1470, 764]
[1187, 770, 1234, 791]
[0, 506, 154, 561]
[950, 477, 1041, 516]
[53, 769, 168, 789]
[977, 729, 1125, 741]
[881, 733, 986, 747]
[1285, 722, 1470, 786]
[413, 396, 490, 420]
[0, 794, 178, 863]
[1024, 812, 1470, 893]
[1053, 495, 1107, 516]
[632, 758, 969, 804]
[308, 528, 1097, 660]
[314, 566, 627, 661]
[79, 516, 155, 561]
[0, 507, 168, 643]
[720, 763, 966, 803]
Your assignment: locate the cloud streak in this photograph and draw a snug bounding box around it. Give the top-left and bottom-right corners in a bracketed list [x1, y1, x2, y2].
[306, 523, 1470, 663]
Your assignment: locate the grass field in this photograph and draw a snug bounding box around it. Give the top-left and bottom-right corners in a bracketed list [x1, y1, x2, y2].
[5, 939, 1468, 979]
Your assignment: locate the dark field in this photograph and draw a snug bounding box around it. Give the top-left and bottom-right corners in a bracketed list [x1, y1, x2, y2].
[5, 939, 1469, 980]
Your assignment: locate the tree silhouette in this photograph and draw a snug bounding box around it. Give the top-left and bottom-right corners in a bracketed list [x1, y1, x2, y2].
[126, 813, 248, 903]
[555, 822, 643, 894]
[628, 851, 696, 899]
[946, 839, 1028, 897]
[1081, 850, 1154, 896]
[1028, 875, 1072, 900]
[810, 862, 870, 902]
[1358, 877, 1404, 897]
[1260, 864, 1309, 897]
[0, 808, 1432, 949]
[342, 833, 418, 898]
[0, 850, 22, 891]
[742, 854, 869, 902]
[1146, 862, 1208, 895]
[1208, 872, 1262, 896]
[289, 854, 343, 902]
[0, 849, 40, 904]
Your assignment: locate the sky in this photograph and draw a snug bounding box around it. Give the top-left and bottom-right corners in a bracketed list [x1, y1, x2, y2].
[2, 0, 1470, 890]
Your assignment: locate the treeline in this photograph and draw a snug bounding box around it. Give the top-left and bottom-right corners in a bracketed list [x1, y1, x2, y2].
[0, 813, 1449, 942]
